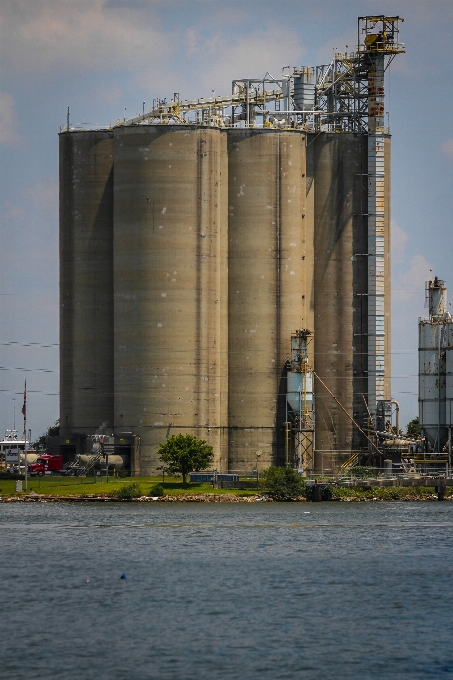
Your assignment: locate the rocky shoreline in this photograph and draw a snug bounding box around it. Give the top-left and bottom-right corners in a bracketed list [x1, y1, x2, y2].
[1, 493, 264, 503]
[1, 492, 452, 503]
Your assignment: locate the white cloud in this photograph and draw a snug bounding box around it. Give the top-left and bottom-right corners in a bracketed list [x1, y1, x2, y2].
[395, 255, 433, 306]
[0, 92, 20, 145]
[0, 2, 311, 99]
[391, 219, 408, 264]
[399, 255, 433, 289]
[440, 139, 453, 159]
[0, 0, 172, 76]
[187, 28, 306, 93]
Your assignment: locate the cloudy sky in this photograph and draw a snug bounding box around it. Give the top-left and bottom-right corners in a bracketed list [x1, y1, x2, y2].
[1, 0, 452, 440]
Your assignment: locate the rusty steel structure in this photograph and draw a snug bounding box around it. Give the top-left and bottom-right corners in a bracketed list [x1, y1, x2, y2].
[59, 16, 404, 474]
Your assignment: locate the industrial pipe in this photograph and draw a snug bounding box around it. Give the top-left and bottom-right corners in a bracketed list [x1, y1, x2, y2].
[391, 400, 400, 433]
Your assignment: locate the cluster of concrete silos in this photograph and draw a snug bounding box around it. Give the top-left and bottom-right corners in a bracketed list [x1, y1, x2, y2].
[60, 125, 391, 474]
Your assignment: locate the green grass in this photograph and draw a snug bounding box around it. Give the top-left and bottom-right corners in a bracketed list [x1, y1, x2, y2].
[2, 476, 445, 501]
[0, 475, 258, 498]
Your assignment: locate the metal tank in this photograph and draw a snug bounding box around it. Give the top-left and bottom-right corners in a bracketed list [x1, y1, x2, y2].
[59, 130, 114, 436]
[113, 125, 228, 475]
[419, 279, 451, 451]
[293, 68, 315, 111]
[16, 452, 39, 465]
[227, 129, 312, 473]
[427, 277, 448, 319]
[419, 321, 447, 450]
[77, 454, 128, 471]
[307, 132, 391, 471]
[446, 320, 453, 455]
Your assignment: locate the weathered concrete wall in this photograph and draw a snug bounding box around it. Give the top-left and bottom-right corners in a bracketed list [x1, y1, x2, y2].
[59, 130, 114, 435]
[309, 133, 370, 469]
[227, 130, 311, 472]
[113, 126, 228, 474]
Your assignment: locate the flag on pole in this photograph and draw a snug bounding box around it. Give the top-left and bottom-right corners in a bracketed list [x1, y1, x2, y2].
[21, 381, 26, 417]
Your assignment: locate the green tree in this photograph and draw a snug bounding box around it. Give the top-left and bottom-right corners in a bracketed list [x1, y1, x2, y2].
[31, 419, 60, 450]
[47, 419, 60, 437]
[259, 466, 305, 501]
[157, 434, 214, 486]
[31, 435, 46, 451]
[406, 416, 421, 436]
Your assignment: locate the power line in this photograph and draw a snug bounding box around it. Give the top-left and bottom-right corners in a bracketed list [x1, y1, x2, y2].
[0, 341, 59, 348]
[0, 389, 59, 396]
[0, 367, 59, 373]
[0, 341, 419, 357]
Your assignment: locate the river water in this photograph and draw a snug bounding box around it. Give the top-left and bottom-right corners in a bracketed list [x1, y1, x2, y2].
[1, 501, 452, 679]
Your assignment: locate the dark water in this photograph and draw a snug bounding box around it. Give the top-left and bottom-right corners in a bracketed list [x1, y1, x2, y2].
[1, 501, 453, 680]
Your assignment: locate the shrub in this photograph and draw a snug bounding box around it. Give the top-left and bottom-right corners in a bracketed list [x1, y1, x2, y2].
[349, 466, 375, 479]
[111, 482, 142, 500]
[149, 483, 165, 497]
[259, 466, 305, 501]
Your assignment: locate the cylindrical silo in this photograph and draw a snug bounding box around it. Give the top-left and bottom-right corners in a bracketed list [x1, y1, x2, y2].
[446, 322, 453, 447]
[227, 129, 311, 473]
[308, 132, 387, 470]
[59, 130, 114, 435]
[113, 125, 228, 475]
[419, 320, 447, 451]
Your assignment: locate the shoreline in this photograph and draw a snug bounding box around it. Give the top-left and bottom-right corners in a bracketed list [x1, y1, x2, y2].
[1, 493, 452, 503]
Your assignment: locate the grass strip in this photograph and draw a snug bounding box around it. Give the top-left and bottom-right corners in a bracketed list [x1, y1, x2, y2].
[0, 476, 258, 498]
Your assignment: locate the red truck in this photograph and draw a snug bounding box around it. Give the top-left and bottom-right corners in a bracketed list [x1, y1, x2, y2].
[28, 455, 63, 476]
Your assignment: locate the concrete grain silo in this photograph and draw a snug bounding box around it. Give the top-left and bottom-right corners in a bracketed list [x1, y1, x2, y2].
[227, 129, 312, 472]
[59, 130, 114, 438]
[308, 133, 391, 468]
[58, 16, 404, 475]
[113, 126, 228, 475]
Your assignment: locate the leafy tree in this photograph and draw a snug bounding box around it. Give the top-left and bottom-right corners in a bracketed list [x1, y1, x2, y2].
[32, 419, 60, 450]
[259, 466, 305, 501]
[406, 416, 421, 436]
[157, 434, 214, 486]
[31, 435, 46, 451]
[47, 419, 60, 437]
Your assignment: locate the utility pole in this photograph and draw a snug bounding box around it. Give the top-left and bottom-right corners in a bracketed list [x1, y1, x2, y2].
[22, 381, 27, 490]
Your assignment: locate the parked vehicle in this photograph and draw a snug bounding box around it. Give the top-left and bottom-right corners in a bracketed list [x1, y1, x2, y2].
[28, 455, 63, 476]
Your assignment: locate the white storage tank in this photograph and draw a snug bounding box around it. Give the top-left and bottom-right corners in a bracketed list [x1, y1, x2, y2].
[446, 321, 453, 437]
[419, 278, 451, 451]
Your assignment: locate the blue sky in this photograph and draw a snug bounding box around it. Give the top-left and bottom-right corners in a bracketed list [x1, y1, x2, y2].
[1, 0, 452, 440]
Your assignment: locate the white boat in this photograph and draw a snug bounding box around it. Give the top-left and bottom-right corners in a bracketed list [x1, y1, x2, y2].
[0, 430, 38, 472]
